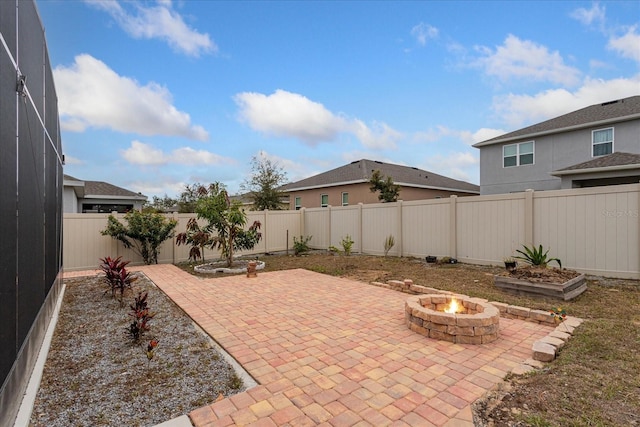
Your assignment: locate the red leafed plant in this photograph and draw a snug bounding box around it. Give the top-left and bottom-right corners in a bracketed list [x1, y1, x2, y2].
[99, 256, 138, 302]
[146, 338, 159, 366]
[175, 218, 211, 262]
[128, 292, 155, 342]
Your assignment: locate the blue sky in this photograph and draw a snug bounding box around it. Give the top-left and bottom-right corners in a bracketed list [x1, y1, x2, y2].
[37, 0, 640, 198]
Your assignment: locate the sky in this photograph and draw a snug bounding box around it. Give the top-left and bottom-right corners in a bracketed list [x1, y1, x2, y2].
[36, 0, 640, 199]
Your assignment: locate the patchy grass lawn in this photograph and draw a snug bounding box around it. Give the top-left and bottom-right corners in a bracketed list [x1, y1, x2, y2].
[179, 252, 640, 426]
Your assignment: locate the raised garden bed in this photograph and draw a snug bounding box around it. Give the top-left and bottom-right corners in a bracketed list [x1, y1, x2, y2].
[495, 266, 586, 300]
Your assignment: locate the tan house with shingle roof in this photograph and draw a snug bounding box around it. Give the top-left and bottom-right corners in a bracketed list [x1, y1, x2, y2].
[63, 175, 147, 213]
[474, 95, 640, 194]
[281, 159, 479, 210]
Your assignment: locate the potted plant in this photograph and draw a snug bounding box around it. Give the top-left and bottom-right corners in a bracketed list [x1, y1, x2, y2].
[503, 256, 517, 271]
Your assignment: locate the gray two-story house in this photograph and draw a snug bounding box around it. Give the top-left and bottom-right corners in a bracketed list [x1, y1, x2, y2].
[473, 95, 640, 195]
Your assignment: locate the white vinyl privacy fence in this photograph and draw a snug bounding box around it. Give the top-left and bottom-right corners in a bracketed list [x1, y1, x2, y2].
[63, 184, 639, 279]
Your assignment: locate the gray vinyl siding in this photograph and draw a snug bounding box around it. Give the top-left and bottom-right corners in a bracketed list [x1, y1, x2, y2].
[479, 119, 640, 194]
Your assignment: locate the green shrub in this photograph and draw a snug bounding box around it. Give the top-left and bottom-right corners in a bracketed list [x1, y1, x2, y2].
[101, 211, 177, 265]
[293, 235, 312, 256]
[340, 235, 354, 256]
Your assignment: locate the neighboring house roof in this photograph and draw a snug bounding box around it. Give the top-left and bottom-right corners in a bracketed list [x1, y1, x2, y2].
[230, 192, 289, 206]
[474, 95, 640, 147]
[282, 159, 480, 193]
[64, 174, 147, 201]
[551, 152, 640, 176]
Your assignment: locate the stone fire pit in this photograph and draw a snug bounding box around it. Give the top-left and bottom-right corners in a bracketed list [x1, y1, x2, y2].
[405, 294, 500, 344]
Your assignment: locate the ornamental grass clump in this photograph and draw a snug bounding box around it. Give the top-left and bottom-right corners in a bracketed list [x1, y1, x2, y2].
[383, 235, 395, 257]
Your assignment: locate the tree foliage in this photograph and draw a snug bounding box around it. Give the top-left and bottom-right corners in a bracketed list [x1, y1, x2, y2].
[101, 211, 178, 265]
[143, 194, 178, 213]
[175, 183, 262, 267]
[369, 170, 400, 203]
[176, 183, 210, 213]
[240, 154, 288, 211]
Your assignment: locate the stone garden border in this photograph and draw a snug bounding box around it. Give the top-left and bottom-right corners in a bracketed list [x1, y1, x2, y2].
[194, 260, 265, 274]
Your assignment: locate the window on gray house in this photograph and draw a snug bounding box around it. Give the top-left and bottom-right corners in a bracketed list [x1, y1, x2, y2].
[294, 196, 301, 210]
[503, 141, 534, 167]
[592, 128, 613, 157]
[321, 194, 329, 207]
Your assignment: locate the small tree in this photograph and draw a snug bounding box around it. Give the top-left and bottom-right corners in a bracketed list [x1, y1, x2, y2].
[369, 170, 400, 202]
[101, 211, 178, 265]
[176, 183, 262, 267]
[240, 153, 288, 211]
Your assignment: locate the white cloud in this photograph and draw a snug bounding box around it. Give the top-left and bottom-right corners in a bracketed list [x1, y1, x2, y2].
[422, 152, 479, 183]
[570, 2, 606, 28]
[122, 141, 233, 166]
[235, 90, 347, 144]
[412, 126, 449, 143]
[171, 147, 231, 165]
[122, 141, 166, 165]
[589, 59, 610, 69]
[128, 179, 186, 198]
[467, 128, 506, 144]
[492, 75, 640, 128]
[251, 150, 311, 183]
[608, 26, 640, 63]
[55, 55, 208, 140]
[411, 23, 439, 46]
[351, 120, 402, 149]
[474, 35, 581, 86]
[234, 89, 401, 149]
[412, 126, 505, 146]
[87, 0, 215, 57]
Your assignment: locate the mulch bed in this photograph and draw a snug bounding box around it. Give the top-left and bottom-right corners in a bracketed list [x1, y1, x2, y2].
[30, 273, 245, 427]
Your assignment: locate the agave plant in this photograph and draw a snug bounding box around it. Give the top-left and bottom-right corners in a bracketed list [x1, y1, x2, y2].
[515, 244, 562, 268]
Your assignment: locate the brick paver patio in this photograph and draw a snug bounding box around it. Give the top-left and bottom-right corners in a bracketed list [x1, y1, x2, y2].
[66, 265, 552, 426]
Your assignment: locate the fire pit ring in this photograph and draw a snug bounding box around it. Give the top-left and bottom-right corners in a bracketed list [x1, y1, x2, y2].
[405, 294, 500, 344]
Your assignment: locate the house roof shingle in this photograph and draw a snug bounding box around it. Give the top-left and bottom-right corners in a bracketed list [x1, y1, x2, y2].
[64, 174, 147, 200]
[552, 152, 640, 176]
[282, 159, 479, 193]
[474, 95, 640, 147]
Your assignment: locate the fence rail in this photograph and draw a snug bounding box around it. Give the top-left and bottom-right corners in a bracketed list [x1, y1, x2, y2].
[63, 184, 640, 279]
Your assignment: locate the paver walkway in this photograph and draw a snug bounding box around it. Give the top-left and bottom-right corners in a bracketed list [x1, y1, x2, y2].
[67, 265, 552, 426]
